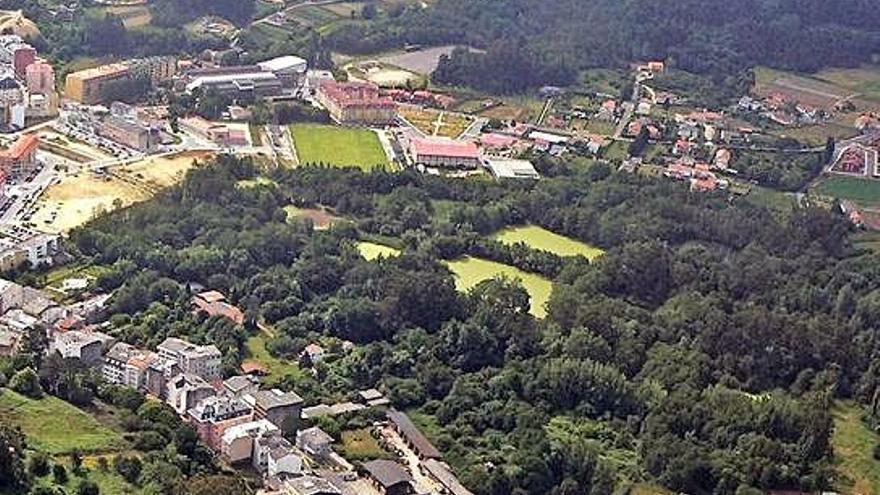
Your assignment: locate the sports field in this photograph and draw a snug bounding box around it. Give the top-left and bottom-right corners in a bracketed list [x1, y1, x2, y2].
[444, 257, 553, 318]
[357, 241, 401, 260]
[0, 389, 126, 454]
[290, 124, 391, 170]
[813, 176, 880, 206]
[493, 225, 604, 261]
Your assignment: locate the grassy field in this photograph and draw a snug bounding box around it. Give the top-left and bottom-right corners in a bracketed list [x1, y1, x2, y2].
[744, 185, 799, 220]
[339, 428, 392, 461]
[28, 467, 144, 495]
[285, 206, 344, 230]
[0, 389, 125, 454]
[101, 5, 152, 28]
[493, 225, 604, 261]
[444, 257, 553, 318]
[832, 401, 880, 494]
[357, 241, 401, 260]
[399, 106, 472, 138]
[290, 124, 391, 170]
[814, 176, 880, 206]
[854, 231, 880, 254]
[244, 335, 306, 381]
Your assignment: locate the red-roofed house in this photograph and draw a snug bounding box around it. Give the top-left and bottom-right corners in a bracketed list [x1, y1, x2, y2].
[673, 139, 694, 156]
[479, 133, 518, 150]
[410, 137, 481, 169]
[316, 81, 397, 125]
[192, 290, 244, 325]
[0, 134, 38, 177]
[647, 61, 665, 73]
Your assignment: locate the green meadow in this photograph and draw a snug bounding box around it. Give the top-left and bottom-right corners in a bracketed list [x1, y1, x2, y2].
[357, 241, 402, 260]
[494, 225, 604, 260]
[444, 256, 553, 318]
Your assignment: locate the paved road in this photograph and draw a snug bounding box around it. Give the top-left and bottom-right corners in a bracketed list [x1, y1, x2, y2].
[459, 117, 487, 141]
[253, 0, 344, 26]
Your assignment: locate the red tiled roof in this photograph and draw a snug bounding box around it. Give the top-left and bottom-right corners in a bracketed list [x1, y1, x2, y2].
[319, 80, 396, 109]
[479, 133, 517, 148]
[412, 138, 480, 159]
[1, 134, 38, 161]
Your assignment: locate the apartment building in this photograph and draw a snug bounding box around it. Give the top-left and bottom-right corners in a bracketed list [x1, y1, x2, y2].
[157, 337, 222, 381]
[64, 63, 130, 105]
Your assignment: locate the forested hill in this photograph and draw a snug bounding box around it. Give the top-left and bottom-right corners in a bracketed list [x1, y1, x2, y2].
[330, 0, 880, 92]
[65, 155, 880, 494]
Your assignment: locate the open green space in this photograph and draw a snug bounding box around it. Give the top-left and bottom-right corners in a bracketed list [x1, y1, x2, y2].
[290, 124, 391, 170]
[28, 466, 143, 495]
[831, 401, 880, 494]
[744, 185, 798, 220]
[493, 225, 604, 260]
[444, 257, 553, 318]
[854, 231, 880, 254]
[245, 335, 306, 381]
[814, 176, 880, 206]
[0, 389, 126, 454]
[339, 428, 392, 461]
[357, 241, 401, 260]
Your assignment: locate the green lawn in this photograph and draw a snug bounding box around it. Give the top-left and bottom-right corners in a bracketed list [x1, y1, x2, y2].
[290, 124, 391, 170]
[245, 335, 306, 381]
[744, 186, 798, 220]
[27, 467, 143, 495]
[339, 428, 392, 461]
[357, 241, 401, 260]
[444, 257, 553, 318]
[493, 225, 604, 261]
[0, 389, 126, 454]
[814, 176, 880, 206]
[831, 401, 880, 494]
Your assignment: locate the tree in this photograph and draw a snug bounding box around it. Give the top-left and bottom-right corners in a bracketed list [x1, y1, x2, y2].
[114, 455, 143, 484]
[362, 3, 378, 19]
[70, 449, 83, 475]
[76, 480, 99, 495]
[28, 452, 51, 477]
[10, 367, 42, 398]
[0, 423, 28, 490]
[53, 463, 68, 485]
[628, 126, 650, 157]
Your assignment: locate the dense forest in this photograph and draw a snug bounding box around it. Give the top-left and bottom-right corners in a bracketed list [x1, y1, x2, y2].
[328, 0, 880, 93]
[51, 154, 880, 495]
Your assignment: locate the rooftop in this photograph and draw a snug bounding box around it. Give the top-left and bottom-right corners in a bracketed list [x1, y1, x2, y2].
[297, 426, 333, 447]
[258, 55, 307, 73]
[362, 459, 413, 489]
[411, 138, 480, 160]
[252, 388, 303, 409]
[386, 408, 441, 459]
[68, 63, 129, 80]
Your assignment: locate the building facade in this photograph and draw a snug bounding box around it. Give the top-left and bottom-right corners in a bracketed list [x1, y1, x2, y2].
[65, 64, 130, 105]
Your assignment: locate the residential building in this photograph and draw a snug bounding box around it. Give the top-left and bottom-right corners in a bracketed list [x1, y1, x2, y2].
[102, 342, 138, 385]
[246, 388, 303, 434]
[144, 356, 179, 399]
[128, 56, 177, 85]
[295, 426, 334, 458]
[0, 133, 38, 177]
[95, 116, 158, 152]
[303, 343, 324, 363]
[166, 373, 215, 415]
[220, 419, 279, 464]
[25, 61, 54, 94]
[0, 329, 21, 357]
[362, 460, 415, 495]
[0, 226, 59, 270]
[28, 93, 58, 118]
[188, 394, 254, 450]
[316, 81, 397, 125]
[409, 137, 480, 169]
[9, 43, 35, 78]
[223, 375, 260, 397]
[51, 330, 112, 364]
[65, 63, 131, 104]
[125, 351, 158, 390]
[357, 389, 391, 407]
[484, 158, 540, 180]
[191, 290, 244, 325]
[156, 337, 222, 380]
[253, 434, 301, 477]
[386, 409, 441, 459]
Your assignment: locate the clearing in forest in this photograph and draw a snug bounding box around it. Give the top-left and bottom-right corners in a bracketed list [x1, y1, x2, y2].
[444, 256, 553, 318]
[493, 225, 604, 261]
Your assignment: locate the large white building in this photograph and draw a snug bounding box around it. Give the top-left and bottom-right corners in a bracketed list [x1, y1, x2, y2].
[157, 337, 222, 380]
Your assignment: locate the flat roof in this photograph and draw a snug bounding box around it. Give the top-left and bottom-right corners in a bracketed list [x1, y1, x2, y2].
[485, 158, 540, 180]
[258, 55, 307, 73]
[68, 63, 129, 80]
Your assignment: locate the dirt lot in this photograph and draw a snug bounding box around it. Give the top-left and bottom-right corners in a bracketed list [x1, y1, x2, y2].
[30, 173, 146, 234]
[116, 151, 214, 190]
[377, 45, 459, 75]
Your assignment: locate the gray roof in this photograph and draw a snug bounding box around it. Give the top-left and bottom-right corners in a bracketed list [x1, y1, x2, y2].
[224, 375, 259, 393]
[104, 342, 136, 362]
[297, 426, 333, 447]
[254, 389, 303, 409]
[386, 409, 441, 459]
[286, 475, 341, 495]
[362, 460, 413, 489]
[157, 337, 190, 354]
[423, 459, 473, 495]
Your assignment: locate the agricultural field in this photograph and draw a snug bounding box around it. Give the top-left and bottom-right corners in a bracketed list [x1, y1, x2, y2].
[96, 4, 152, 28]
[743, 186, 798, 220]
[754, 66, 880, 112]
[493, 225, 604, 260]
[813, 176, 880, 206]
[339, 428, 392, 461]
[831, 401, 880, 494]
[0, 389, 126, 454]
[444, 256, 553, 318]
[285, 206, 344, 230]
[357, 241, 401, 260]
[399, 106, 472, 138]
[290, 124, 391, 170]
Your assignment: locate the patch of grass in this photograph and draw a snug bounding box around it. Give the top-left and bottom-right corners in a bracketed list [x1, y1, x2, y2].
[0, 389, 126, 454]
[603, 141, 629, 161]
[237, 176, 276, 188]
[854, 231, 880, 254]
[629, 484, 674, 495]
[814, 176, 880, 206]
[245, 335, 305, 381]
[339, 428, 392, 461]
[831, 401, 880, 494]
[290, 124, 391, 170]
[744, 185, 798, 220]
[357, 241, 401, 260]
[493, 225, 604, 260]
[444, 257, 553, 318]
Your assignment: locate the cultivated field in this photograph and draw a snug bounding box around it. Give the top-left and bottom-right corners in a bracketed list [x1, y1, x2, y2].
[340, 428, 392, 461]
[494, 225, 604, 261]
[285, 206, 343, 230]
[100, 4, 152, 27]
[357, 241, 401, 260]
[444, 256, 553, 318]
[813, 176, 880, 206]
[755, 66, 880, 112]
[399, 106, 472, 138]
[0, 389, 126, 454]
[290, 124, 391, 169]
